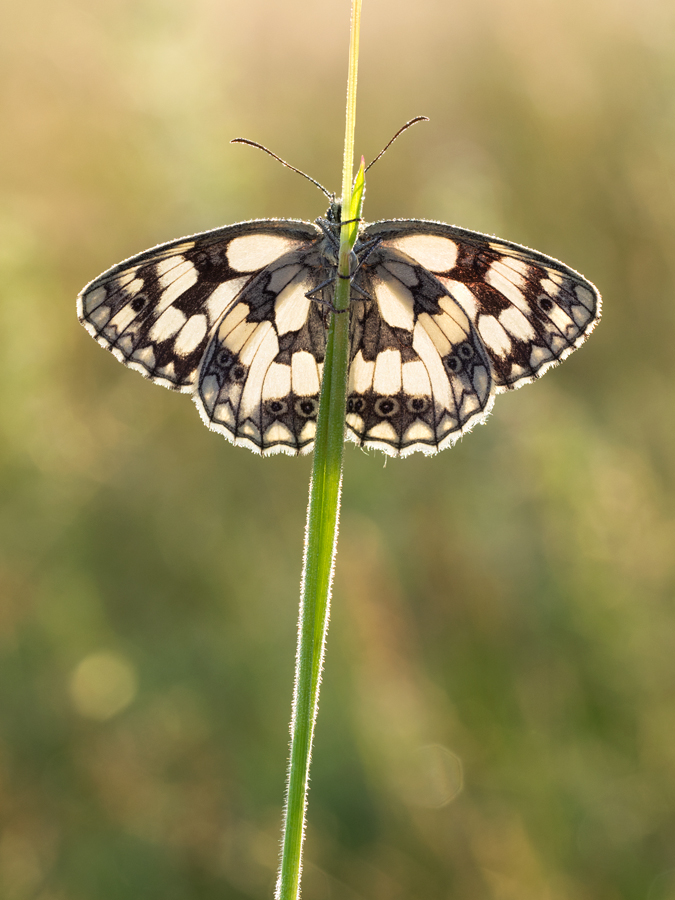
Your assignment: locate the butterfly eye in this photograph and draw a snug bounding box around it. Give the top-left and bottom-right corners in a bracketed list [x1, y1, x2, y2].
[407, 396, 428, 414]
[538, 295, 554, 312]
[444, 355, 462, 374]
[295, 398, 318, 418]
[130, 295, 147, 313]
[458, 343, 475, 360]
[374, 397, 399, 418]
[267, 399, 288, 416]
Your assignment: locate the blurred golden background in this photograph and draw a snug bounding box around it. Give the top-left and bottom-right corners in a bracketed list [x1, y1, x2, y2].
[2, 0, 674, 897]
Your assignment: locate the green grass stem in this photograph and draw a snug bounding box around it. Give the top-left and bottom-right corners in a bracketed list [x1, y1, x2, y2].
[275, 3, 363, 898]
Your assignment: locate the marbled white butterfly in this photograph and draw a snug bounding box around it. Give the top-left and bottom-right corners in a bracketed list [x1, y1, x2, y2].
[78, 183, 600, 457]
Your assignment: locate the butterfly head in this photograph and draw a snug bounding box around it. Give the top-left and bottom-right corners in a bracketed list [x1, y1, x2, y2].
[326, 198, 342, 224]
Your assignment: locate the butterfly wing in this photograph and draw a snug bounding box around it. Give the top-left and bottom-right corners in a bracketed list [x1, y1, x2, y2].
[77, 220, 320, 393]
[362, 220, 601, 392]
[347, 247, 494, 456]
[78, 214, 600, 459]
[195, 243, 331, 455]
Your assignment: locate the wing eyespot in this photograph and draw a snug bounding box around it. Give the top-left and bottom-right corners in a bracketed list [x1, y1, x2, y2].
[266, 399, 288, 416]
[442, 342, 474, 374]
[444, 354, 463, 374]
[538, 295, 554, 312]
[295, 398, 318, 417]
[406, 396, 428, 414]
[130, 295, 147, 313]
[210, 348, 247, 383]
[374, 397, 400, 418]
[215, 349, 233, 369]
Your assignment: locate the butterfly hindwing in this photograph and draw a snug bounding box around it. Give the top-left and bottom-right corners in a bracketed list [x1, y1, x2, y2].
[346, 246, 493, 456]
[195, 245, 330, 455]
[364, 220, 601, 393]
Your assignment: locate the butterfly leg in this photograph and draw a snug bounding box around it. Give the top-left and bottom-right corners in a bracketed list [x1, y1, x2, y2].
[348, 281, 373, 302]
[352, 236, 382, 270]
[306, 273, 373, 313]
[315, 216, 363, 250]
[305, 281, 349, 314]
[306, 275, 336, 301]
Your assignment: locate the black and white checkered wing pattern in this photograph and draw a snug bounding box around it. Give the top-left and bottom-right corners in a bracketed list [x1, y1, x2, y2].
[365, 221, 601, 393]
[195, 245, 331, 455]
[345, 246, 493, 456]
[77, 220, 320, 393]
[78, 211, 600, 459]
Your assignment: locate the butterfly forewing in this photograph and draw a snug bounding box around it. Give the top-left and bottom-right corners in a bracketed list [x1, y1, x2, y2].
[77, 220, 320, 393]
[365, 220, 601, 395]
[78, 210, 600, 458]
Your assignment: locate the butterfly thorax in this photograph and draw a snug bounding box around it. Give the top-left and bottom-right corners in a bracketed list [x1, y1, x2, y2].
[325, 198, 342, 224]
[317, 241, 362, 278]
[314, 205, 364, 279]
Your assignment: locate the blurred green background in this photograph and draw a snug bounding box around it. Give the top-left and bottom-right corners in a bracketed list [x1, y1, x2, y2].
[2, 0, 674, 897]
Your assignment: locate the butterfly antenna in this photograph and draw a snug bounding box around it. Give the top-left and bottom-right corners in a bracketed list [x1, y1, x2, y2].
[231, 138, 333, 200]
[364, 116, 430, 173]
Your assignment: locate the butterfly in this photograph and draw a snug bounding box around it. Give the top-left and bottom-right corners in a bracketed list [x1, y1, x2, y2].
[77, 196, 601, 458]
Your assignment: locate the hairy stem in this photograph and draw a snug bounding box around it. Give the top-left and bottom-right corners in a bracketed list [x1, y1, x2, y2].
[274, 3, 363, 899]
